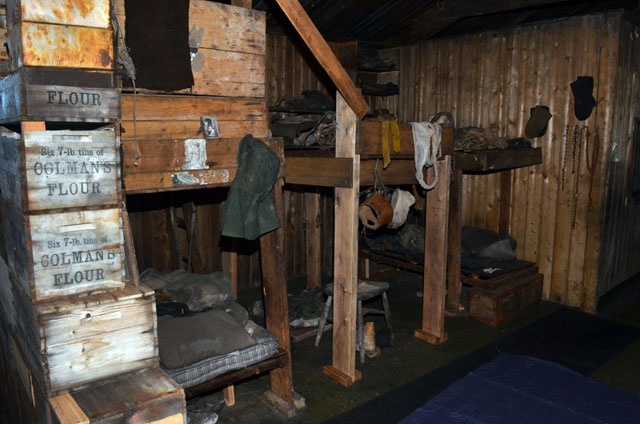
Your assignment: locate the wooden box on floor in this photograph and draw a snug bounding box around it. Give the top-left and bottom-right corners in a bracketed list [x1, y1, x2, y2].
[7, 267, 158, 397]
[6, 0, 113, 72]
[120, 93, 275, 193]
[468, 273, 544, 326]
[0, 67, 119, 124]
[49, 368, 185, 424]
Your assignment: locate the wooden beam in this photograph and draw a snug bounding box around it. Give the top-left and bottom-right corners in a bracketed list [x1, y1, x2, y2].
[184, 350, 289, 398]
[122, 201, 141, 287]
[272, 0, 369, 119]
[284, 156, 353, 188]
[324, 93, 360, 386]
[259, 178, 295, 405]
[305, 192, 322, 289]
[358, 122, 454, 158]
[426, 0, 562, 20]
[415, 156, 450, 345]
[454, 148, 542, 173]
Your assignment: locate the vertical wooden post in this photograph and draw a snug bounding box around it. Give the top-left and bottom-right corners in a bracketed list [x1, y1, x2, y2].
[305, 191, 322, 289]
[499, 171, 512, 235]
[122, 201, 141, 287]
[415, 156, 451, 344]
[322, 93, 361, 386]
[259, 178, 295, 405]
[222, 242, 238, 296]
[446, 168, 463, 314]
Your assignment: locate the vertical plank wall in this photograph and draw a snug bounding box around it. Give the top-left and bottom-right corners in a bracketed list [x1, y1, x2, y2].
[599, 17, 640, 300]
[390, 12, 624, 311]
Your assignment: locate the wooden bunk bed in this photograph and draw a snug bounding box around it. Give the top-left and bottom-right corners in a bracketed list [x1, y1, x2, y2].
[113, 0, 300, 416]
[358, 146, 543, 318]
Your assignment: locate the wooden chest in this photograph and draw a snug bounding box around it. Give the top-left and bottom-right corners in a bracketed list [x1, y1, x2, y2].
[6, 0, 113, 71]
[468, 273, 543, 326]
[49, 368, 185, 424]
[120, 93, 274, 193]
[10, 277, 158, 397]
[0, 128, 120, 212]
[0, 67, 119, 124]
[2, 202, 125, 301]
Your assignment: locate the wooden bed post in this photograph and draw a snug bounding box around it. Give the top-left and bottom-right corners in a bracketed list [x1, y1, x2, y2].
[305, 191, 322, 289]
[260, 177, 296, 410]
[322, 93, 361, 386]
[415, 156, 451, 344]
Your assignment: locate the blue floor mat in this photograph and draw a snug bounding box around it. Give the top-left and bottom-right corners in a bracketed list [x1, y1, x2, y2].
[400, 353, 640, 424]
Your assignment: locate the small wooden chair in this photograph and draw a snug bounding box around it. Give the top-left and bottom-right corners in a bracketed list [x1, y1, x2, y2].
[314, 280, 393, 363]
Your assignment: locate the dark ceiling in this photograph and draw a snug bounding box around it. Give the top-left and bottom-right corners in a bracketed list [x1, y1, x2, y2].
[248, 0, 640, 47]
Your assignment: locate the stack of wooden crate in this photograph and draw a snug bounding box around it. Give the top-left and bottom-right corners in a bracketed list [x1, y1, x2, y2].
[0, 1, 185, 422]
[116, 0, 271, 193]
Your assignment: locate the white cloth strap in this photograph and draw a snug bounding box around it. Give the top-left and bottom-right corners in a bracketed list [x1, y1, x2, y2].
[410, 122, 442, 190]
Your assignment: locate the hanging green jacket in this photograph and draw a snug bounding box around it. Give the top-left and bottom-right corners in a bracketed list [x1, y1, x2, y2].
[221, 135, 281, 240]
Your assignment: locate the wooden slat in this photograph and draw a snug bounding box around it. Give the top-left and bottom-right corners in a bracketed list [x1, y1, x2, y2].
[305, 192, 322, 289]
[123, 167, 237, 193]
[49, 393, 89, 424]
[325, 93, 360, 385]
[284, 157, 353, 188]
[499, 171, 512, 235]
[272, 0, 369, 119]
[121, 95, 267, 122]
[415, 156, 450, 345]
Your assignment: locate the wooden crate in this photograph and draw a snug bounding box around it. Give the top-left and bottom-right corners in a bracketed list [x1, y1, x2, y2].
[7, 22, 113, 71]
[6, 0, 112, 72]
[468, 273, 543, 326]
[49, 368, 185, 423]
[0, 128, 120, 213]
[7, 0, 111, 30]
[0, 67, 119, 124]
[114, 0, 265, 97]
[120, 93, 276, 193]
[11, 280, 158, 397]
[2, 202, 125, 301]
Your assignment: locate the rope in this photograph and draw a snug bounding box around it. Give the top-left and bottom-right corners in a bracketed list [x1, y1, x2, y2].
[561, 125, 569, 190]
[110, 0, 140, 166]
[410, 122, 442, 190]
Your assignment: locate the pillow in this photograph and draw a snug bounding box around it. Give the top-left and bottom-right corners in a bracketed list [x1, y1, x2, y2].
[163, 271, 234, 311]
[158, 309, 256, 369]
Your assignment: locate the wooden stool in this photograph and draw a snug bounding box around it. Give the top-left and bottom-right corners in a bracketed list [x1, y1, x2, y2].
[315, 280, 393, 363]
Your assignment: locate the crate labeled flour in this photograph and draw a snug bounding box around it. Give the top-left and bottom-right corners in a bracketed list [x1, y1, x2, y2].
[3, 204, 125, 301]
[0, 128, 120, 212]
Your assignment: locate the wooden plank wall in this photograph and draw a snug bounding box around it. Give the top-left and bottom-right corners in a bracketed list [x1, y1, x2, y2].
[598, 17, 640, 300]
[266, 32, 341, 282]
[389, 12, 622, 311]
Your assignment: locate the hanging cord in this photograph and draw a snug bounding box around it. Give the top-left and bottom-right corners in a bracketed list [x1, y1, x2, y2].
[586, 127, 600, 210]
[561, 125, 569, 190]
[110, 0, 139, 166]
[571, 126, 585, 230]
[373, 159, 387, 195]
